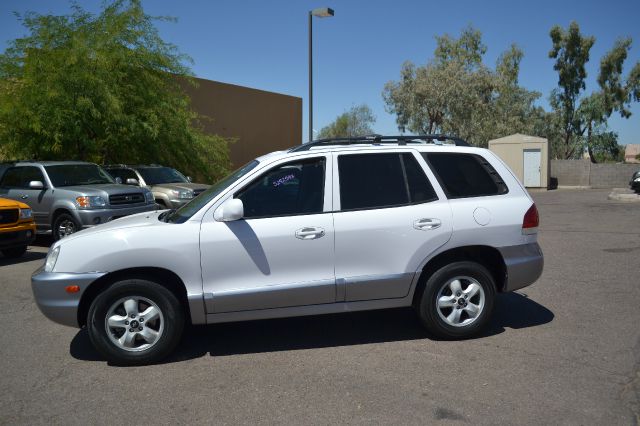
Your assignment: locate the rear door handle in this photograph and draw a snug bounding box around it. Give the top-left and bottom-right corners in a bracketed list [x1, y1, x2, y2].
[414, 218, 441, 231]
[295, 227, 325, 240]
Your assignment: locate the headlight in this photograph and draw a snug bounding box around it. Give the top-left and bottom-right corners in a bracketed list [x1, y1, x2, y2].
[19, 208, 32, 219]
[144, 191, 155, 203]
[44, 246, 60, 272]
[76, 196, 106, 208]
[171, 189, 194, 200]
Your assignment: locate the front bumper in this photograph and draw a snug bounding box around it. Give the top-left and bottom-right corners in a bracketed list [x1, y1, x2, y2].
[0, 223, 36, 250]
[498, 242, 544, 292]
[31, 267, 106, 327]
[75, 204, 157, 228]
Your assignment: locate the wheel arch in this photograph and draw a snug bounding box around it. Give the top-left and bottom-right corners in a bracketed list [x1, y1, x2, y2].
[77, 267, 191, 327]
[51, 207, 75, 225]
[412, 245, 507, 307]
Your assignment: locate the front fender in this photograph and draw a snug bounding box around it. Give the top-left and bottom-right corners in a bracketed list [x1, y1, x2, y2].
[50, 199, 80, 224]
[52, 223, 203, 302]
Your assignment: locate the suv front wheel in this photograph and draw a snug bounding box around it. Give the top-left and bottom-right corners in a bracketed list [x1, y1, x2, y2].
[417, 261, 495, 339]
[87, 279, 185, 365]
[53, 213, 80, 241]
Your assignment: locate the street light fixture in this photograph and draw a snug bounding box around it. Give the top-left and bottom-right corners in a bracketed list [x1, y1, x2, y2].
[308, 7, 334, 142]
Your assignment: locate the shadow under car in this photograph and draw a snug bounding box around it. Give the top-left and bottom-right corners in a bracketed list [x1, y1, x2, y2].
[69, 292, 554, 365]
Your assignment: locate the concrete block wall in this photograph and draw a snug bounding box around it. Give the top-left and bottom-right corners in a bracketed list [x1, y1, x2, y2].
[589, 163, 639, 188]
[550, 160, 590, 186]
[551, 160, 639, 188]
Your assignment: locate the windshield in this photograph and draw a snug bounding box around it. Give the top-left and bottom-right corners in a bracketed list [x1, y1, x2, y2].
[163, 160, 260, 224]
[45, 164, 115, 187]
[136, 167, 188, 185]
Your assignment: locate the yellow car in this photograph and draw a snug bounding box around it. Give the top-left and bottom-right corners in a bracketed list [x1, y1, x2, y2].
[0, 197, 36, 258]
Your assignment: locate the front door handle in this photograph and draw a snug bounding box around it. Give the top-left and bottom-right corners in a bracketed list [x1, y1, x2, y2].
[414, 218, 441, 231]
[20, 194, 29, 199]
[295, 227, 325, 240]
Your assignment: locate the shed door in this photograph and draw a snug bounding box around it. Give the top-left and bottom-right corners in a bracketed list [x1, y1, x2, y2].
[523, 149, 541, 187]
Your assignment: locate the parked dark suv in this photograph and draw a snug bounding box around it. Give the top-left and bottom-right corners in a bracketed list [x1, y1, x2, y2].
[0, 161, 157, 240]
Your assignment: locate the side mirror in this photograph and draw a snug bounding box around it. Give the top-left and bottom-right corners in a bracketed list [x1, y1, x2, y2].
[126, 178, 139, 186]
[214, 198, 244, 222]
[29, 181, 44, 189]
[186, 176, 192, 182]
[114, 177, 123, 184]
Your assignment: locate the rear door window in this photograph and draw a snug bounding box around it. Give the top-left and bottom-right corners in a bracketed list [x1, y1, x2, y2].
[0, 167, 23, 188]
[422, 153, 508, 199]
[338, 152, 437, 210]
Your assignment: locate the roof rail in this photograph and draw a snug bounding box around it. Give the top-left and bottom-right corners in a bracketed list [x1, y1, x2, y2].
[289, 134, 469, 152]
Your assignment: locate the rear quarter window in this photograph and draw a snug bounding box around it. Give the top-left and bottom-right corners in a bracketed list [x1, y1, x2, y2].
[423, 153, 508, 199]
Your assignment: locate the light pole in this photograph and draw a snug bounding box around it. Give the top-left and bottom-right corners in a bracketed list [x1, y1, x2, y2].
[308, 7, 334, 142]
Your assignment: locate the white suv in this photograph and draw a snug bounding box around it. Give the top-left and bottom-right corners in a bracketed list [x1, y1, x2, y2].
[32, 135, 543, 365]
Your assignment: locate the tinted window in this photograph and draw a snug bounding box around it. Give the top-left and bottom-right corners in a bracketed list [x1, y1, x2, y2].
[45, 164, 114, 187]
[22, 166, 45, 185]
[237, 158, 325, 218]
[107, 168, 138, 182]
[338, 153, 436, 210]
[402, 154, 438, 203]
[136, 167, 188, 185]
[423, 153, 508, 198]
[0, 167, 23, 188]
[0, 166, 45, 188]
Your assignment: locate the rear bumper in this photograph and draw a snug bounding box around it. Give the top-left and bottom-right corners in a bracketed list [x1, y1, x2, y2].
[498, 242, 544, 292]
[31, 267, 106, 327]
[75, 204, 157, 228]
[0, 224, 36, 250]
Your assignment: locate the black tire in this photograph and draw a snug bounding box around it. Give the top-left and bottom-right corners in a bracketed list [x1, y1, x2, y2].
[416, 261, 496, 339]
[1, 246, 27, 258]
[52, 212, 81, 241]
[87, 279, 185, 365]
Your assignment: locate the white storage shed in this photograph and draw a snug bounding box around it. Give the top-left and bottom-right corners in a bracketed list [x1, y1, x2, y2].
[488, 134, 549, 188]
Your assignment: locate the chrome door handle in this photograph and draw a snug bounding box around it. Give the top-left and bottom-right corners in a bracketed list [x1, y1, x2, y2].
[295, 227, 325, 240]
[414, 218, 441, 231]
[20, 194, 29, 199]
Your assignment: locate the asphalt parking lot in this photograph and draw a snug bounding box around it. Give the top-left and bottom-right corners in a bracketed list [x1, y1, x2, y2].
[1, 189, 638, 425]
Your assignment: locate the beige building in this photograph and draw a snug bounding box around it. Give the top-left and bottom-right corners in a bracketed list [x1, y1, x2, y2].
[488, 134, 549, 188]
[181, 77, 302, 168]
[625, 144, 640, 163]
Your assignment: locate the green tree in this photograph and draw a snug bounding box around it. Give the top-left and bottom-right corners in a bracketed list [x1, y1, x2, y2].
[0, 0, 230, 182]
[317, 104, 376, 139]
[383, 26, 540, 147]
[548, 23, 639, 161]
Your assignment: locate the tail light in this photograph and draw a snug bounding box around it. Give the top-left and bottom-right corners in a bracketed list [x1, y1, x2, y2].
[522, 204, 539, 234]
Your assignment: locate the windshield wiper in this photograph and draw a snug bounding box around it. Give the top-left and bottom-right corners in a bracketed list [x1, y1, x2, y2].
[159, 209, 176, 223]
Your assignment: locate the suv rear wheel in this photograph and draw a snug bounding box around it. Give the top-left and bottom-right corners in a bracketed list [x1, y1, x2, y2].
[87, 279, 184, 365]
[417, 261, 495, 339]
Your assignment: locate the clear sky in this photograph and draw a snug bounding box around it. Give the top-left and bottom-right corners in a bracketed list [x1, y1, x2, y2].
[1, 0, 639, 145]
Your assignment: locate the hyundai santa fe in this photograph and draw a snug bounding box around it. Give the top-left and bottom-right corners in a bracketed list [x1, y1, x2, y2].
[31, 135, 543, 365]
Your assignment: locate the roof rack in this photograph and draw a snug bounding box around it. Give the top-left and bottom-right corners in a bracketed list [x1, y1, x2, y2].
[289, 134, 469, 152]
